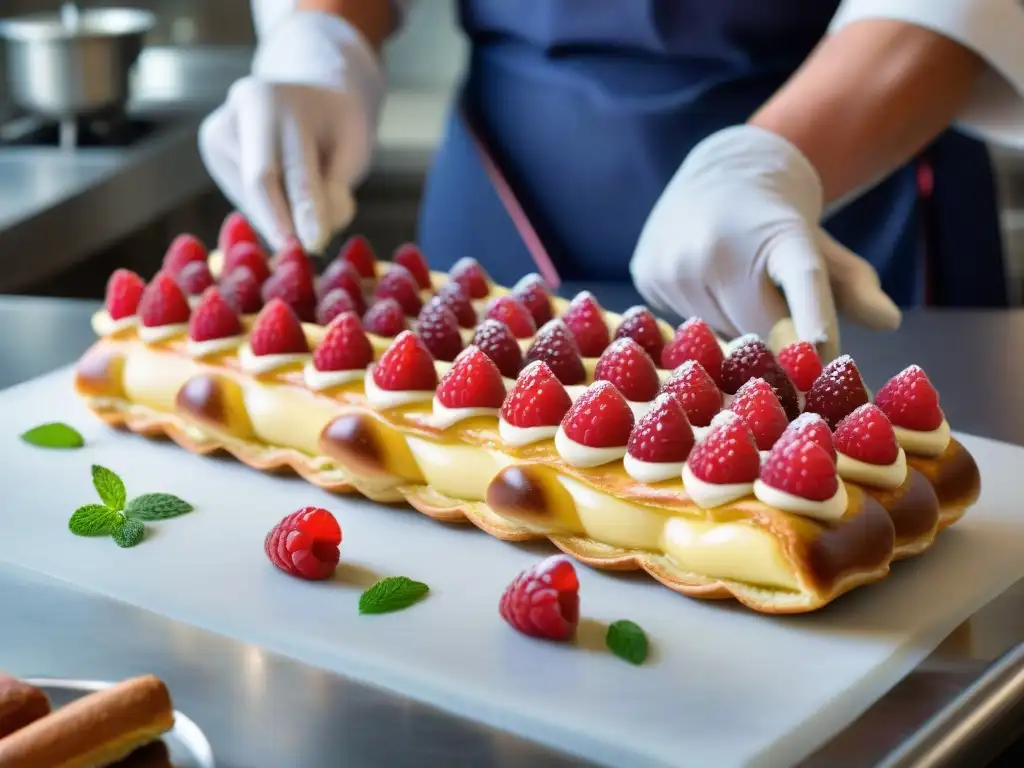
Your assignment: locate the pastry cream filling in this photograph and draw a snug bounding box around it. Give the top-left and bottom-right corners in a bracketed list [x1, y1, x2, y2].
[836, 447, 907, 490]
[753, 479, 848, 523]
[497, 419, 557, 447]
[893, 419, 951, 458]
[623, 454, 684, 484]
[237, 343, 310, 375]
[137, 323, 188, 344]
[91, 310, 137, 337]
[429, 398, 499, 430]
[682, 462, 753, 509]
[186, 335, 245, 359]
[405, 437, 509, 501]
[554, 428, 627, 468]
[302, 362, 365, 391]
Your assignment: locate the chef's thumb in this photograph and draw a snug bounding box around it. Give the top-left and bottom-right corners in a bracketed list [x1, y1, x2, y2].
[819, 231, 902, 332]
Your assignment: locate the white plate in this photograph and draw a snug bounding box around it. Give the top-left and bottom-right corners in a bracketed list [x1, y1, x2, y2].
[22, 678, 214, 768]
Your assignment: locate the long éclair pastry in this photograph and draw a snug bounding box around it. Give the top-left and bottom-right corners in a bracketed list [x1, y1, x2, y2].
[0, 675, 174, 768]
[73, 217, 981, 613]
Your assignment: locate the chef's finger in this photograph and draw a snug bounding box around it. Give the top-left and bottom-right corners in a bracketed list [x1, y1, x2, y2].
[198, 107, 247, 218]
[280, 115, 331, 255]
[819, 231, 902, 332]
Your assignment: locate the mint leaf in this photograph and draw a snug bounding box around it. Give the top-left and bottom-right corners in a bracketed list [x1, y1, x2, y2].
[69, 504, 119, 537]
[125, 493, 193, 521]
[359, 577, 429, 615]
[112, 517, 145, 548]
[91, 465, 126, 511]
[21, 422, 84, 449]
[606, 620, 648, 665]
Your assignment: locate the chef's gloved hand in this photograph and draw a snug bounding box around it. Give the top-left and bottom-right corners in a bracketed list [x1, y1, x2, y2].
[198, 11, 385, 253]
[630, 125, 902, 360]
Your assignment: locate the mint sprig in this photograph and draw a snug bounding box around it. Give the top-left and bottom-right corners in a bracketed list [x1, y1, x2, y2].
[69, 465, 193, 549]
[21, 422, 84, 449]
[606, 620, 649, 665]
[359, 577, 429, 615]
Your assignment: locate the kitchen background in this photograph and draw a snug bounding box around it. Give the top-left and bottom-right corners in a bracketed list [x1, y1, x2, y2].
[1, 0, 1023, 304]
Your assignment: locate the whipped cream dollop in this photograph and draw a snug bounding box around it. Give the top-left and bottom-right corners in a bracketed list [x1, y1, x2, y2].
[623, 454, 684, 484]
[682, 462, 753, 509]
[185, 335, 245, 359]
[836, 447, 908, 490]
[237, 343, 310, 375]
[554, 428, 626, 468]
[137, 323, 188, 344]
[753, 479, 849, 523]
[302, 361, 366, 392]
[91, 311, 137, 337]
[497, 419, 558, 447]
[429, 398, 499, 430]
[893, 420, 951, 458]
[363, 368, 435, 410]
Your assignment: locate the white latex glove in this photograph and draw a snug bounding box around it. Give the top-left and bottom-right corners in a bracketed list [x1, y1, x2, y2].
[198, 11, 386, 253]
[630, 125, 902, 360]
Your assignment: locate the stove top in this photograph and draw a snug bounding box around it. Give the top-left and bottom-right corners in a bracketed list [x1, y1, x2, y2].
[0, 115, 164, 150]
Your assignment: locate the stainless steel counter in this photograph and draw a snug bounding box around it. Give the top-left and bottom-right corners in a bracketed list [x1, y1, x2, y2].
[1, 293, 1023, 767]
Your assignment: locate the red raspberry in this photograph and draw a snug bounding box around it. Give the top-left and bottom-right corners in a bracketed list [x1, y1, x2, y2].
[104, 269, 145, 320]
[189, 287, 242, 342]
[162, 234, 208, 277]
[339, 235, 377, 280]
[560, 291, 610, 357]
[436, 346, 506, 409]
[728, 378, 789, 451]
[249, 299, 309, 356]
[776, 341, 822, 393]
[363, 299, 408, 337]
[372, 330, 439, 392]
[873, 365, 944, 432]
[499, 555, 579, 642]
[272, 239, 316, 280]
[313, 312, 373, 373]
[374, 265, 423, 318]
[803, 355, 870, 430]
[219, 266, 263, 314]
[659, 360, 723, 427]
[594, 338, 660, 402]
[686, 412, 760, 485]
[434, 282, 478, 329]
[449, 257, 490, 299]
[316, 287, 358, 327]
[177, 260, 214, 296]
[614, 306, 665, 363]
[720, 337, 800, 420]
[485, 295, 536, 339]
[262, 261, 317, 322]
[500, 360, 573, 428]
[524, 320, 586, 386]
[319, 258, 367, 315]
[264, 506, 342, 581]
[777, 413, 836, 464]
[760, 439, 839, 502]
[834, 404, 900, 465]
[138, 272, 191, 328]
[511, 274, 554, 326]
[627, 393, 694, 464]
[560, 380, 634, 448]
[223, 241, 271, 285]
[472, 319, 524, 379]
[218, 211, 259, 255]
[661, 318, 724, 384]
[392, 243, 431, 289]
[415, 297, 464, 362]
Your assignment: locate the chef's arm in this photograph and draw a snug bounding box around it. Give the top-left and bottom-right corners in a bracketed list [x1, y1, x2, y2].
[751, 0, 1024, 206]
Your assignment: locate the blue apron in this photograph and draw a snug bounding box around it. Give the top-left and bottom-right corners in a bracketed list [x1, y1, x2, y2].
[417, 0, 1007, 307]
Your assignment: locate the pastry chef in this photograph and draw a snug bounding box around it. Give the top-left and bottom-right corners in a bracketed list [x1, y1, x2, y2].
[200, 0, 1024, 359]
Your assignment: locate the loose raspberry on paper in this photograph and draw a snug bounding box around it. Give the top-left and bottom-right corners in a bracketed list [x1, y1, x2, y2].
[499, 555, 580, 642]
[264, 506, 342, 581]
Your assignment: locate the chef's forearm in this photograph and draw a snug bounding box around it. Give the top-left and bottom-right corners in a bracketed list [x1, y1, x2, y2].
[297, 0, 397, 50]
[750, 19, 987, 204]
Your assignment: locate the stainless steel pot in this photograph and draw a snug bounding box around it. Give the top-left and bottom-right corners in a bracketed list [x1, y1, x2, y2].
[0, 8, 155, 119]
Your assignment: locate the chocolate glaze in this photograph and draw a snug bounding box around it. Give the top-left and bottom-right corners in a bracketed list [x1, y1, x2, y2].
[864, 468, 940, 543]
[801, 488, 895, 592]
[486, 466, 550, 521]
[73, 343, 124, 398]
[176, 375, 226, 427]
[320, 412, 386, 475]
